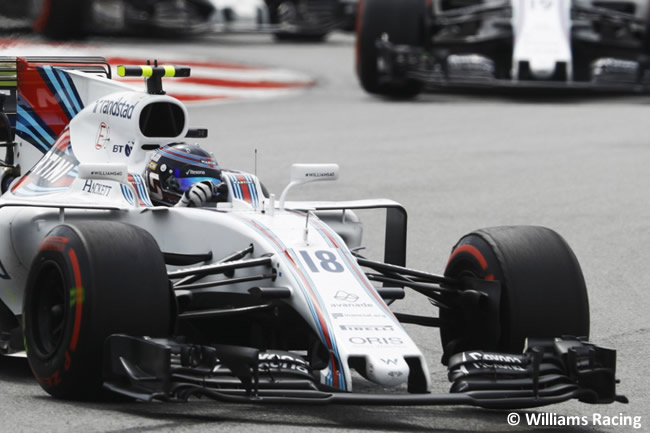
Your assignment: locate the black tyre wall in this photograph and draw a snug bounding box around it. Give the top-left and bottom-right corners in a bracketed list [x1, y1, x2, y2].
[33, 0, 90, 40]
[356, 0, 428, 97]
[443, 226, 590, 356]
[23, 222, 171, 400]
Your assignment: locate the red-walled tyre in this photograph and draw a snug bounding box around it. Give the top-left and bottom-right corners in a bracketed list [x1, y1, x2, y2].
[441, 226, 590, 362]
[31, 0, 90, 40]
[23, 222, 172, 400]
[356, 0, 428, 98]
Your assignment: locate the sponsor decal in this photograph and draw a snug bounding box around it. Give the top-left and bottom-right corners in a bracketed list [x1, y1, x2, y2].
[82, 179, 112, 197]
[381, 358, 399, 365]
[334, 291, 358, 303]
[95, 122, 109, 150]
[332, 312, 385, 319]
[467, 352, 526, 372]
[93, 97, 138, 119]
[90, 170, 124, 177]
[112, 143, 133, 156]
[31, 151, 75, 183]
[151, 152, 162, 162]
[258, 353, 309, 375]
[0, 259, 10, 280]
[186, 169, 206, 176]
[388, 371, 403, 378]
[468, 352, 522, 364]
[348, 337, 404, 345]
[339, 324, 394, 332]
[148, 161, 158, 171]
[305, 172, 336, 178]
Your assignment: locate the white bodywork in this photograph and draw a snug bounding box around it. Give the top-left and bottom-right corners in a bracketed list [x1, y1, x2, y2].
[512, 0, 573, 79]
[0, 60, 429, 392]
[432, 0, 648, 81]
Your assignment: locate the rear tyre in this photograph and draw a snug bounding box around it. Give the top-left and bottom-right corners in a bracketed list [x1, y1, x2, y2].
[23, 222, 172, 400]
[31, 0, 90, 40]
[356, 0, 428, 98]
[441, 226, 589, 360]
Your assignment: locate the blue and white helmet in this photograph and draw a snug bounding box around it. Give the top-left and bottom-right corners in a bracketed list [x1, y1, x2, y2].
[145, 143, 222, 206]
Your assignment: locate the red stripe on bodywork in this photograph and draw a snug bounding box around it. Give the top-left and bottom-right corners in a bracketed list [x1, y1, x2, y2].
[284, 250, 340, 388]
[236, 175, 252, 203]
[17, 58, 69, 138]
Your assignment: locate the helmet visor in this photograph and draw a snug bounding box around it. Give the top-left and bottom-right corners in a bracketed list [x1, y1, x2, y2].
[176, 177, 222, 193]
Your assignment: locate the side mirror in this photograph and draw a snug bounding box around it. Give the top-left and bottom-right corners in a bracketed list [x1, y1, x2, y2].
[279, 163, 339, 210]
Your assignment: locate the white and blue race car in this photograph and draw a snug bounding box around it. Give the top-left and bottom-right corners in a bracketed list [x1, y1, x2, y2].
[357, 0, 650, 97]
[0, 56, 626, 408]
[0, 0, 353, 41]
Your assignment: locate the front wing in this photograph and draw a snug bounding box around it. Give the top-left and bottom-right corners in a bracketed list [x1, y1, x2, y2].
[103, 335, 627, 409]
[377, 40, 650, 94]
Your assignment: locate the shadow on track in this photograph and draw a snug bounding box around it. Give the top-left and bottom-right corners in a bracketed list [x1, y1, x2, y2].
[0, 355, 35, 385]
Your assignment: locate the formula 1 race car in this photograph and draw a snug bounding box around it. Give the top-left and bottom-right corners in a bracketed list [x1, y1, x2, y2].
[0, 56, 627, 408]
[356, 0, 650, 98]
[0, 0, 354, 41]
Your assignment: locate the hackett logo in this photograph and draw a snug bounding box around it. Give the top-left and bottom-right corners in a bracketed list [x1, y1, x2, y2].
[93, 97, 138, 119]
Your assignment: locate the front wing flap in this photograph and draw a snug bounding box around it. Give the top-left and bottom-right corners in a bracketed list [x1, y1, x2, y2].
[103, 335, 627, 409]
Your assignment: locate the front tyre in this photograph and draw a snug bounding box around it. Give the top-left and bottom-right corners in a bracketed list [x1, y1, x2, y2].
[356, 0, 428, 98]
[31, 0, 90, 40]
[23, 222, 171, 400]
[441, 226, 589, 360]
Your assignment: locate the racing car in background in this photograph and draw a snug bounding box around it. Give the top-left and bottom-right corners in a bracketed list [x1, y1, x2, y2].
[356, 0, 650, 98]
[0, 0, 356, 41]
[0, 56, 626, 408]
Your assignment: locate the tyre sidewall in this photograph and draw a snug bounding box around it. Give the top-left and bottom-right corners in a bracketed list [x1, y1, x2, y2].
[23, 226, 99, 398]
[356, 0, 427, 96]
[443, 226, 590, 355]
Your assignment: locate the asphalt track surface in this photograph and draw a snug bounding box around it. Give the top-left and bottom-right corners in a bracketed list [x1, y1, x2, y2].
[1, 31, 649, 432]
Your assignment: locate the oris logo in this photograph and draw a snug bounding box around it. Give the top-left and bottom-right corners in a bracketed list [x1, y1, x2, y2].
[348, 337, 404, 345]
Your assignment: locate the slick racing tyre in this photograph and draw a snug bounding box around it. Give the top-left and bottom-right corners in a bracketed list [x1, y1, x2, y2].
[23, 222, 172, 400]
[31, 0, 90, 40]
[441, 226, 589, 362]
[356, 0, 428, 98]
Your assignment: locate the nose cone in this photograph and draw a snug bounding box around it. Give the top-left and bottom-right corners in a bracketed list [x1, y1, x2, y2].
[365, 355, 410, 388]
[529, 58, 558, 80]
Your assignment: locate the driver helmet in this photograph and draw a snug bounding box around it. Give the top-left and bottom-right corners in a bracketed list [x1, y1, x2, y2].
[145, 142, 222, 206]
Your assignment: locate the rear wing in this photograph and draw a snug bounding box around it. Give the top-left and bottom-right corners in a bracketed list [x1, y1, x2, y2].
[0, 56, 119, 185]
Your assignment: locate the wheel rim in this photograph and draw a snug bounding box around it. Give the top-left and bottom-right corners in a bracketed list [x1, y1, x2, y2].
[32, 261, 68, 359]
